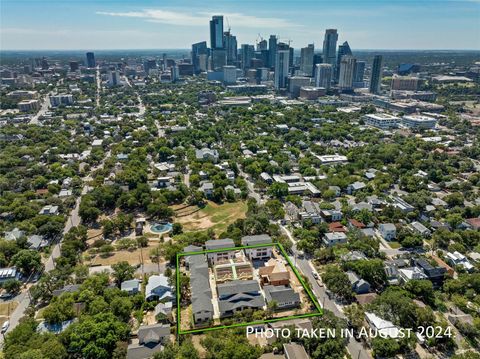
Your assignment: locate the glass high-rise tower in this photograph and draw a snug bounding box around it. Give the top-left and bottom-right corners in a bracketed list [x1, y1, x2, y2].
[369, 55, 383, 94]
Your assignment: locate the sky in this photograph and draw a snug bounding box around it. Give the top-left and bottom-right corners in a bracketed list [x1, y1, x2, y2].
[1, 0, 479, 50]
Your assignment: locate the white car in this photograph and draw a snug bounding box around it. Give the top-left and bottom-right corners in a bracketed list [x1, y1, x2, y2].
[1, 320, 10, 333]
[312, 271, 319, 280]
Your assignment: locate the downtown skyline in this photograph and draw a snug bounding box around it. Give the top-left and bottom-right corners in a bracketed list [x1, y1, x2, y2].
[1, 0, 480, 51]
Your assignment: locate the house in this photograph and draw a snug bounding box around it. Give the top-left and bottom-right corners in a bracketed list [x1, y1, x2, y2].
[264, 285, 300, 309]
[299, 201, 321, 224]
[39, 205, 59, 215]
[121, 279, 141, 295]
[189, 254, 214, 325]
[260, 172, 273, 184]
[347, 271, 371, 294]
[328, 186, 341, 197]
[217, 280, 265, 317]
[390, 196, 415, 213]
[259, 258, 290, 286]
[4, 228, 25, 241]
[365, 312, 400, 339]
[154, 302, 173, 321]
[320, 210, 342, 222]
[347, 181, 366, 194]
[127, 324, 170, 359]
[52, 284, 80, 297]
[283, 343, 310, 359]
[341, 251, 367, 262]
[145, 275, 173, 302]
[0, 267, 20, 284]
[200, 182, 214, 198]
[409, 221, 431, 237]
[328, 222, 347, 233]
[398, 267, 428, 283]
[466, 218, 480, 230]
[205, 238, 235, 264]
[195, 148, 219, 162]
[241, 234, 272, 260]
[322, 232, 347, 247]
[379, 223, 396, 241]
[348, 219, 366, 229]
[448, 307, 474, 328]
[445, 251, 474, 272]
[58, 189, 73, 197]
[413, 258, 446, 288]
[351, 202, 373, 212]
[27, 235, 48, 249]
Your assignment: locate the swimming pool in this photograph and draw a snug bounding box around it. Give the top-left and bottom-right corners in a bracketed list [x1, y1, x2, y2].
[150, 222, 173, 234]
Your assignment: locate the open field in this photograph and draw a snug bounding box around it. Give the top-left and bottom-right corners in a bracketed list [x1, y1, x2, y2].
[173, 201, 248, 234]
[0, 301, 19, 326]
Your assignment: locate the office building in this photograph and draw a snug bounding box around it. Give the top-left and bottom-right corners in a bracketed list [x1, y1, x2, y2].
[391, 75, 419, 91]
[300, 44, 314, 76]
[241, 44, 255, 70]
[18, 99, 40, 112]
[315, 63, 333, 89]
[336, 41, 352, 81]
[224, 31, 238, 65]
[289, 76, 311, 98]
[353, 60, 366, 87]
[338, 55, 356, 91]
[274, 49, 290, 90]
[210, 15, 224, 49]
[322, 29, 338, 68]
[108, 70, 120, 87]
[369, 55, 383, 94]
[143, 58, 157, 75]
[192, 41, 208, 74]
[50, 94, 74, 107]
[401, 115, 437, 129]
[363, 113, 399, 129]
[223, 65, 237, 85]
[86, 52, 95, 68]
[211, 49, 226, 71]
[257, 39, 267, 51]
[268, 35, 277, 69]
[69, 61, 79, 72]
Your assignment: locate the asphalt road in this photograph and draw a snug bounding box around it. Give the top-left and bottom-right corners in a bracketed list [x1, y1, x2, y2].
[280, 225, 372, 359]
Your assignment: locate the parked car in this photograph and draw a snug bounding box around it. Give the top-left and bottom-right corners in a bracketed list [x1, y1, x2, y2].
[2, 320, 10, 333]
[312, 271, 319, 280]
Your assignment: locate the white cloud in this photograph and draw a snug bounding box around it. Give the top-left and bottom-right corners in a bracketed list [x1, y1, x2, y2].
[96, 9, 298, 28]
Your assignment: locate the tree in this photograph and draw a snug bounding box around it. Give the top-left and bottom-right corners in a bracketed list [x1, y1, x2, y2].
[2, 279, 21, 294]
[404, 279, 435, 305]
[63, 312, 130, 359]
[201, 329, 262, 359]
[344, 304, 365, 332]
[322, 265, 354, 302]
[111, 261, 135, 286]
[371, 337, 401, 358]
[267, 182, 288, 199]
[11, 249, 43, 275]
[43, 294, 76, 325]
[444, 192, 464, 207]
[172, 223, 183, 235]
[111, 296, 133, 322]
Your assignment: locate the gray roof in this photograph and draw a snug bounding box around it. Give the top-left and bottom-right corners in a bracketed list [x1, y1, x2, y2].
[205, 238, 235, 250]
[52, 284, 80, 297]
[380, 223, 396, 231]
[283, 343, 309, 359]
[138, 324, 170, 344]
[264, 285, 300, 304]
[241, 234, 272, 246]
[121, 279, 140, 292]
[219, 293, 265, 313]
[189, 254, 214, 314]
[217, 279, 260, 297]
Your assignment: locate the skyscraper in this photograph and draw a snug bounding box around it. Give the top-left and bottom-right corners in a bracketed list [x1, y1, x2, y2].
[86, 52, 95, 68]
[143, 58, 157, 75]
[211, 49, 226, 71]
[314, 63, 333, 89]
[300, 44, 314, 76]
[322, 29, 338, 68]
[338, 55, 356, 91]
[257, 39, 267, 51]
[353, 60, 366, 87]
[274, 49, 290, 90]
[209, 16, 224, 49]
[370, 55, 383, 94]
[268, 35, 277, 69]
[69, 61, 79, 72]
[336, 41, 352, 81]
[192, 41, 208, 74]
[241, 44, 255, 70]
[224, 31, 238, 65]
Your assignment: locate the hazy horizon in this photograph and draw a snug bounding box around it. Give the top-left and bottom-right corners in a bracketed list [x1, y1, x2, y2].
[1, 0, 479, 51]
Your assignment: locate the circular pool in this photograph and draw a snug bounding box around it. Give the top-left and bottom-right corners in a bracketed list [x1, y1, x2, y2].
[150, 222, 173, 234]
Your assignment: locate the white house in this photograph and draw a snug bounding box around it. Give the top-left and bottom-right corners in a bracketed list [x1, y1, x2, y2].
[205, 238, 235, 264]
[322, 232, 348, 247]
[145, 275, 174, 302]
[379, 223, 397, 241]
[241, 234, 272, 260]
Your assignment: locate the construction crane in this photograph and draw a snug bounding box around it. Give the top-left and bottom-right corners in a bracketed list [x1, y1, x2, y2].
[225, 16, 231, 33]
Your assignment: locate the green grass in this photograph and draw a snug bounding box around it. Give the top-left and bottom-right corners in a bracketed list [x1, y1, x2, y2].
[388, 241, 402, 249]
